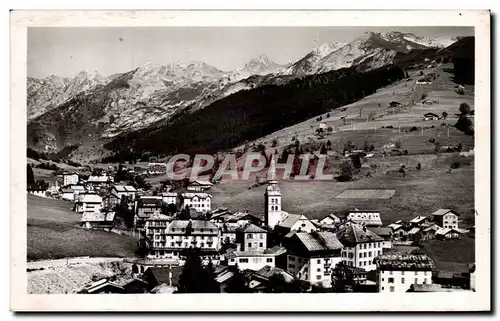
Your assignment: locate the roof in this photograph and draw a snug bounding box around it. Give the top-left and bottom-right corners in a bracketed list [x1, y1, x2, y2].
[294, 232, 344, 252]
[407, 227, 421, 235]
[146, 213, 173, 221]
[237, 223, 266, 233]
[80, 279, 124, 293]
[337, 223, 384, 245]
[161, 192, 178, 197]
[411, 284, 470, 292]
[368, 227, 392, 237]
[103, 193, 120, 200]
[166, 220, 218, 234]
[146, 266, 182, 286]
[410, 216, 428, 224]
[150, 284, 176, 294]
[432, 209, 459, 216]
[388, 223, 404, 231]
[424, 112, 440, 117]
[81, 211, 115, 222]
[226, 249, 280, 259]
[87, 175, 113, 183]
[435, 228, 456, 236]
[375, 254, 435, 271]
[278, 212, 306, 229]
[253, 266, 294, 283]
[137, 198, 163, 208]
[189, 180, 214, 186]
[78, 194, 103, 203]
[113, 185, 137, 193]
[180, 192, 212, 199]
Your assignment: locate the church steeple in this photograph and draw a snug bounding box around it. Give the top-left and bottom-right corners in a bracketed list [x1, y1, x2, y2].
[265, 155, 282, 229]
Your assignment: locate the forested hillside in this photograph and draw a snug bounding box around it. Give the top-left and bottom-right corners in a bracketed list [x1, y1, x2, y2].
[105, 65, 405, 158]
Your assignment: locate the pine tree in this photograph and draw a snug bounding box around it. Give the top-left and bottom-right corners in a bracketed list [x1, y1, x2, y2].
[320, 144, 327, 155]
[225, 265, 250, 293]
[178, 248, 214, 293]
[27, 164, 35, 188]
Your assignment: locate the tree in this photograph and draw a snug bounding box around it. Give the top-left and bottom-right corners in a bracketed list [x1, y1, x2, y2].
[326, 140, 332, 148]
[177, 248, 219, 293]
[459, 103, 471, 115]
[136, 233, 152, 258]
[336, 161, 354, 182]
[331, 262, 355, 292]
[27, 164, 35, 187]
[442, 111, 448, 120]
[178, 206, 191, 220]
[271, 138, 278, 147]
[225, 266, 250, 293]
[395, 140, 402, 149]
[416, 162, 421, 170]
[320, 144, 327, 155]
[363, 140, 370, 152]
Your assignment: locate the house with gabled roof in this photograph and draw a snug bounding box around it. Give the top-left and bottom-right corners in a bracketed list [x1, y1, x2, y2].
[337, 223, 384, 271]
[81, 211, 115, 230]
[346, 209, 383, 227]
[180, 192, 212, 212]
[78, 279, 125, 294]
[75, 193, 103, 214]
[111, 185, 137, 200]
[275, 212, 317, 235]
[187, 180, 214, 192]
[235, 223, 267, 252]
[368, 227, 393, 249]
[409, 216, 428, 228]
[226, 246, 286, 271]
[286, 231, 343, 288]
[431, 209, 459, 229]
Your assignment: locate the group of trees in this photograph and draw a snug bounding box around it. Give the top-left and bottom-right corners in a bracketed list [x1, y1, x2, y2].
[455, 102, 474, 136]
[107, 65, 405, 156]
[26, 164, 49, 190]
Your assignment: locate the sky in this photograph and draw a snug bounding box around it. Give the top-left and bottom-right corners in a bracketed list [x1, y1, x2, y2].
[27, 26, 473, 78]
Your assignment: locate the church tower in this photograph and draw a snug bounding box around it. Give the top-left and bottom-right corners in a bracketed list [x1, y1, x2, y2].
[265, 155, 282, 229]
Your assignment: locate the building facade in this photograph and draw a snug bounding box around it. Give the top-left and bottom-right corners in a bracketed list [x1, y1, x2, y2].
[337, 223, 384, 271]
[264, 157, 282, 229]
[180, 193, 212, 212]
[375, 254, 435, 293]
[431, 209, 459, 229]
[235, 224, 268, 252]
[63, 173, 79, 186]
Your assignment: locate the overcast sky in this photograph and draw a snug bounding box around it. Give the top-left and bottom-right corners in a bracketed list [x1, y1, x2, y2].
[28, 26, 473, 78]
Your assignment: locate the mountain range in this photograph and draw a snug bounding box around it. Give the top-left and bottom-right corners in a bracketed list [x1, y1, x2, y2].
[27, 31, 461, 155]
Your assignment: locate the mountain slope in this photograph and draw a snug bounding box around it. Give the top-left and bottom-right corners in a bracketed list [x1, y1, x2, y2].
[105, 65, 405, 157]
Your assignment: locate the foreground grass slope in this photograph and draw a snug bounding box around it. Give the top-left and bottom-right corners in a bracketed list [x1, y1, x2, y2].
[27, 195, 137, 261]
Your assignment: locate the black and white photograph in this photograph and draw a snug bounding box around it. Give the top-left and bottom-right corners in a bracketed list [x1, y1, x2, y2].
[10, 10, 490, 311]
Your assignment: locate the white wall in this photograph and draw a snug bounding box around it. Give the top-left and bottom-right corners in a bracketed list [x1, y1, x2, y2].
[290, 217, 317, 233]
[341, 241, 383, 271]
[378, 270, 432, 293]
[228, 255, 275, 271]
[182, 197, 211, 212]
[443, 213, 459, 229]
[287, 254, 341, 288]
[64, 174, 79, 186]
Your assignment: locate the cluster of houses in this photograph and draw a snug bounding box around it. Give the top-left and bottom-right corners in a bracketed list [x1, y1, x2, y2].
[29, 159, 474, 294]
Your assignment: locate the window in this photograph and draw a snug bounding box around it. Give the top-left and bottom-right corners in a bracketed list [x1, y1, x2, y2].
[382, 278, 384, 281]
[316, 275, 322, 280]
[423, 278, 427, 284]
[414, 278, 418, 284]
[388, 278, 394, 283]
[288, 264, 295, 269]
[248, 243, 251, 248]
[415, 271, 418, 275]
[368, 252, 372, 257]
[239, 258, 249, 263]
[317, 268, 321, 272]
[289, 256, 295, 261]
[390, 271, 393, 275]
[301, 223, 306, 227]
[171, 242, 174, 246]
[260, 234, 264, 239]
[382, 287, 384, 290]
[266, 258, 273, 263]
[248, 234, 253, 239]
[401, 278, 405, 284]
[401, 271, 405, 276]
[424, 271, 427, 276]
[359, 253, 363, 258]
[369, 243, 372, 248]
[317, 259, 321, 264]
[390, 286, 395, 292]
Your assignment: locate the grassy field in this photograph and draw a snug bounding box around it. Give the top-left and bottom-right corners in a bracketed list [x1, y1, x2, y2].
[418, 235, 475, 273]
[27, 195, 138, 261]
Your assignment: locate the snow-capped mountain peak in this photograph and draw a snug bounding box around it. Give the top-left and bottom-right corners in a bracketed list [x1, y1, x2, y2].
[243, 54, 281, 73]
[313, 41, 346, 58]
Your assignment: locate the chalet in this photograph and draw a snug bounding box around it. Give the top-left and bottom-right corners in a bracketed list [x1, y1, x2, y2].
[407, 227, 422, 242]
[78, 279, 125, 294]
[375, 254, 435, 293]
[286, 231, 343, 288]
[179, 192, 212, 212]
[337, 223, 384, 271]
[317, 213, 341, 226]
[346, 209, 383, 227]
[423, 112, 440, 121]
[123, 278, 150, 294]
[161, 192, 178, 205]
[318, 122, 328, 130]
[220, 224, 238, 243]
[227, 246, 286, 271]
[388, 223, 407, 239]
[187, 180, 214, 192]
[61, 187, 76, 201]
[420, 223, 440, 240]
[235, 223, 267, 252]
[435, 228, 460, 240]
[142, 266, 183, 291]
[111, 185, 137, 200]
[86, 174, 114, 186]
[409, 216, 428, 228]
[81, 211, 115, 230]
[275, 212, 317, 237]
[431, 209, 459, 229]
[368, 227, 393, 249]
[63, 173, 79, 186]
[75, 194, 103, 213]
[247, 265, 296, 292]
[103, 193, 121, 210]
